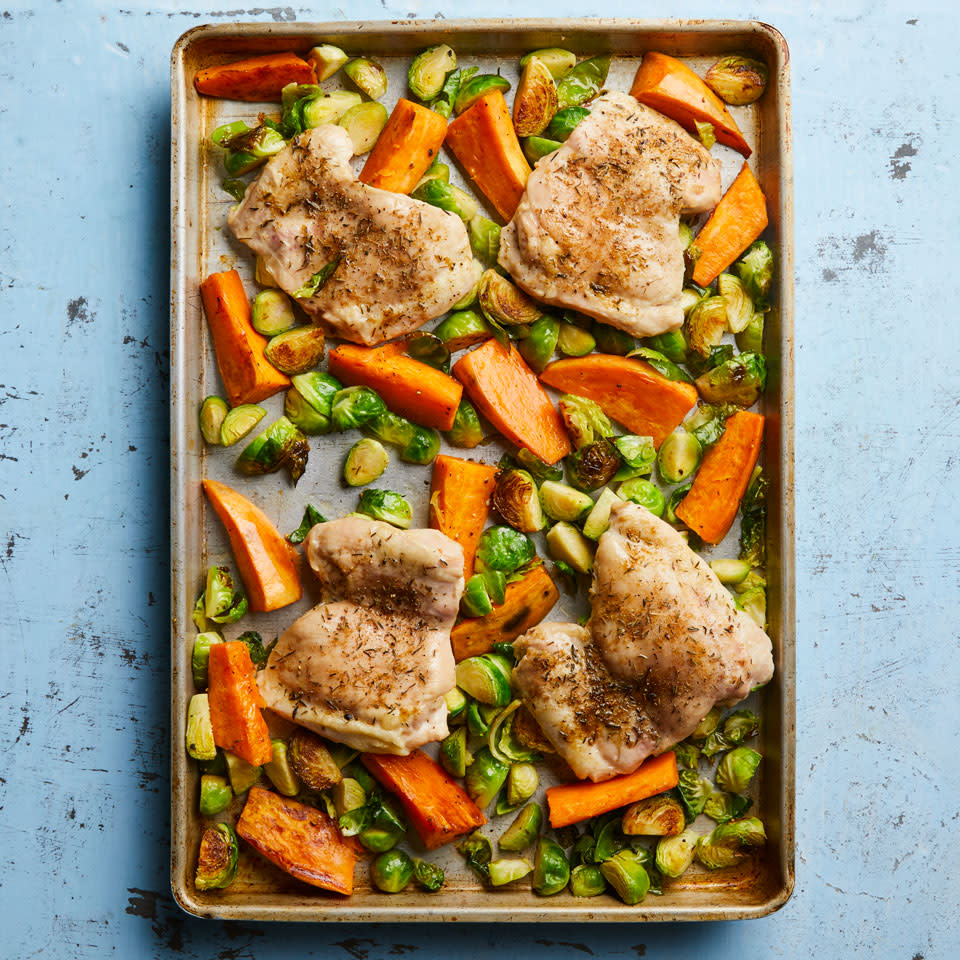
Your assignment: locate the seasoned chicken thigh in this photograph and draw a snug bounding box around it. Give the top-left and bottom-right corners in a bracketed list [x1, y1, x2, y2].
[229, 125, 476, 345]
[499, 92, 721, 338]
[258, 517, 464, 754]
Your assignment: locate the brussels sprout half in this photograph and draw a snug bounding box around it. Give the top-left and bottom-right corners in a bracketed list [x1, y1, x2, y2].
[203, 565, 247, 623]
[219, 404, 267, 447]
[454, 74, 511, 115]
[533, 837, 570, 895]
[629, 346, 694, 384]
[195, 823, 240, 890]
[408, 44, 457, 101]
[705, 55, 769, 106]
[302, 91, 363, 129]
[737, 241, 775, 307]
[445, 398, 484, 448]
[478, 270, 542, 327]
[556, 55, 611, 110]
[461, 573, 494, 618]
[236, 417, 310, 484]
[613, 434, 657, 481]
[677, 768, 714, 820]
[518, 315, 560, 373]
[308, 44, 349, 81]
[199, 396, 228, 445]
[621, 795, 685, 837]
[440, 725, 472, 778]
[737, 312, 765, 353]
[505, 762, 540, 809]
[251, 288, 295, 337]
[468, 215, 502, 265]
[413, 858, 446, 892]
[434, 310, 492, 352]
[332, 777, 367, 817]
[343, 437, 388, 487]
[465, 747, 510, 809]
[546, 521, 595, 574]
[489, 857, 533, 886]
[600, 848, 650, 905]
[658, 430, 703, 484]
[645, 328, 688, 364]
[499, 802, 544, 852]
[655, 826, 700, 879]
[696, 817, 766, 869]
[581, 487, 623, 540]
[338, 102, 389, 154]
[685, 296, 728, 357]
[492, 469, 546, 533]
[557, 321, 596, 357]
[522, 136, 562, 165]
[717, 272, 755, 334]
[456, 654, 513, 706]
[198, 774, 233, 817]
[411, 178, 479, 222]
[186, 693, 217, 761]
[520, 47, 577, 80]
[617, 477, 665, 518]
[357, 488, 413, 529]
[540, 481, 594, 523]
[695, 353, 767, 407]
[703, 791, 753, 825]
[288, 729, 342, 792]
[546, 105, 590, 141]
[343, 56, 388, 99]
[570, 863, 607, 897]
[265, 326, 325, 375]
[223, 750, 262, 795]
[592, 320, 635, 356]
[191, 632, 223, 689]
[716, 747, 762, 794]
[568, 439, 622, 492]
[558, 394, 614, 450]
[263, 738, 300, 797]
[514, 56, 559, 138]
[331, 386, 387, 431]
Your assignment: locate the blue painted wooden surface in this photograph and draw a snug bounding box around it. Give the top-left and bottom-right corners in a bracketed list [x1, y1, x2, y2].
[2, 0, 957, 956]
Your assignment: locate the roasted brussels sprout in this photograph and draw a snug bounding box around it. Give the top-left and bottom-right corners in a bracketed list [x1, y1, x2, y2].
[703, 709, 760, 759]
[343, 437, 389, 487]
[332, 777, 367, 817]
[591, 320, 635, 356]
[343, 56, 388, 99]
[703, 791, 753, 825]
[331, 386, 387, 431]
[737, 312, 764, 354]
[308, 43, 349, 81]
[186, 693, 217, 761]
[664, 483, 691, 525]
[288, 729, 342, 792]
[514, 56, 559, 137]
[399, 425, 440, 465]
[657, 430, 703, 484]
[304, 91, 365, 129]
[195, 823, 239, 890]
[445, 687, 468, 720]
[518, 314, 560, 372]
[468, 215, 502, 265]
[251, 288, 296, 338]
[508, 448, 562, 484]
[408, 44, 457, 100]
[290, 371, 341, 422]
[236, 417, 309, 483]
[645, 328, 688, 364]
[696, 817, 766, 869]
[434, 310, 491, 352]
[262, 738, 300, 797]
[737, 241, 775, 307]
[684, 402, 735, 450]
[191, 632, 223, 689]
[738, 465, 767, 567]
[461, 573, 494, 618]
[678, 220, 695, 252]
[440, 725, 472, 778]
[265, 325, 325, 375]
[556, 55, 610, 110]
[546, 105, 590, 141]
[475, 525, 536, 574]
[283, 388, 328, 435]
[533, 837, 570, 896]
[357, 488, 413, 529]
[522, 136, 562, 164]
[358, 796, 407, 853]
[200, 396, 228, 445]
[287, 503, 326, 545]
[695, 353, 767, 407]
[499, 802, 543, 852]
[705, 55, 769, 105]
[677, 768, 714, 820]
[456, 654, 513, 706]
[457, 831, 493, 880]
[466, 701, 500, 738]
[493, 468, 546, 532]
[655, 826, 699, 879]
[219, 404, 267, 447]
[612, 434, 657, 481]
[545, 521, 594, 575]
[454, 74, 511, 115]
[570, 863, 607, 897]
[203, 565, 247, 624]
[592, 815, 627, 862]
[581, 487, 623, 540]
[505, 762, 540, 809]
[556, 321, 596, 357]
[686, 296, 728, 357]
[710, 558, 752, 585]
[371, 849, 415, 893]
[338, 101, 389, 154]
[489, 857, 533, 886]
[212, 120, 286, 176]
[558, 394, 614, 450]
[616, 477, 665, 518]
[628, 346, 693, 384]
[716, 747, 762, 794]
[478, 269, 542, 326]
[292, 258, 340, 298]
[691, 706, 723, 743]
[413, 858, 446, 892]
[622, 795, 685, 837]
[235, 630, 271, 670]
[672, 741, 701, 770]
[223, 750, 261, 795]
[520, 47, 577, 80]
[599, 849, 650, 905]
[411, 177, 479, 222]
[568, 439, 622, 491]
[540, 480, 594, 522]
[199, 774, 232, 816]
[717, 272, 754, 334]
[444, 398, 484, 448]
[465, 746, 510, 808]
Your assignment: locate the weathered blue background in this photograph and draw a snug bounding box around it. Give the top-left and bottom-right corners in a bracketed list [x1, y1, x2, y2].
[2, 0, 957, 956]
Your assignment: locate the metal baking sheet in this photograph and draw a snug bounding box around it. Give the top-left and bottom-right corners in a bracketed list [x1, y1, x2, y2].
[170, 18, 794, 922]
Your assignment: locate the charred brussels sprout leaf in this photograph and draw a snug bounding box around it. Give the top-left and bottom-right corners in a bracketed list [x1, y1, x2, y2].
[445, 399, 484, 448]
[739, 466, 768, 566]
[613, 434, 657, 480]
[704, 791, 753, 825]
[476, 525, 536, 574]
[434, 310, 491, 352]
[343, 57, 388, 100]
[478, 269, 543, 326]
[677, 769, 713, 820]
[520, 47, 577, 80]
[293, 259, 340, 299]
[344, 438, 388, 487]
[457, 831, 493, 881]
[716, 747, 762, 794]
[687, 344, 735, 380]
[629, 346, 693, 384]
[518, 315, 560, 373]
[546, 105, 590, 141]
[454, 74, 511, 115]
[287, 504, 326, 544]
[684, 403, 736, 450]
[696, 817, 766, 869]
[338, 102, 389, 154]
[411, 178, 479, 222]
[736, 241, 775, 308]
[331, 386, 387, 431]
[408, 44, 457, 101]
[655, 826, 700, 878]
[511, 448, 564, 484]
[308, 43, 349, 81]
[493, 469, 546, 532]
[264, 326, 325, 375]
[221, 178, 247, 202]
[568, 438, 622, 491]
[513, 56, 559, 138]
[468, 215, 502, 264]
[413, 858, 446, 892]
[212, 121, 286, 176]
[236, 630, 273, 670]
[371, 849, 415, 893]
[705, 55, 769, 106]
[357, 489, 413, 529]
[533, 837, 570, 895]
[204, 565, 247, 623]
[556, 55, 610, 110]
[195, 823, 239, 890]
[199, 396, 229, 445]
[236, 417, 310, 484]
[695, 353, 767, 407]
[558, 394, 614, 449]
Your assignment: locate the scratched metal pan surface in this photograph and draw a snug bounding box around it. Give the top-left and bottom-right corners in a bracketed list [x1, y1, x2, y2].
[170, 18, 794, 922]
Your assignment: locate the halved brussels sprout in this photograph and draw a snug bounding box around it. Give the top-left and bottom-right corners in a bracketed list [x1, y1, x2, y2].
[582, 487, 623, 540]
[302, 90, 363, 128]
[223, 750, 261, 795]
[411, 178, 479, 222]
[331, 385, 387, 431]
[203, 565, 247, 623]
[262, 738, 300, 797]
[704, 791, 753, 825]
[444, 399, 484, 448]
[456, 654, 513, 707]
[556, 55, 610, 110]
[413, 858, 446, 892]
[440, 725, 472, 778]
[645, 328, 688, 364]
[359, 796, 408, 853]
[292, 371, 341, 417]
[695, 353, 767, 407]
[522, 136, 562, 165]
[691, 706, 723, 743]
[236, 417, 309, 483]
[435, 309, 491, 352]
[219, 404, 266, 447]
[264, 326, 325, 375]
[492, 468, 546, 533]
[599, 849, 650, 905]
[343, 56, 388, 99]
[533, 837, 570, 896]
[737, 312, 765, 354]
[191, 632, 223, 689]
[457, 830, 493, 881]
[710, 558, 752, 585]
[655, 826, 700, 879]
[514, 56, 559, 137]
[465, 746, 510, 808]
[686, 296, 728, 357]
[558, 394, 614, 450]
[195, 823, 239, 890]
[546, 520, 595, 574]
[468, 215, 502, 265]
[520, 47, 577, 80]
[717, 273, 754, 334]
[445, 686, 468, 720]
[235, 630, 271, 670]
[251, 288, 296, 337]
[338, 101, 389, 154]
[703, 709, 761, 760]
[506, 762, 540, 809]
[284, 387, 330, 435]
[461, 573, 494, 618]
[570, 863, 606, 897]
[399, 425, 440, 465]
[622, 795, 685, 837]
[616, 477, 665, 518]
[186, 693, 217, 761]
[475, 525, 536, 574]
[416, 157, 450, 189]
[678, 220, 694, 252]
[677, 768, 714, 820]
[366, 410, 415, 452]
[487, 702, 539, 765]
[287, 729, 342, 793]
[408, 44, 457, 100]
[200, 396, 228, 445]
[518, 314, 560, 373]
[332, 777, 367, 817]
[628, 346, 693, 384]
[658, 430, 703, 484]
[308, 43, 349, 81]
[357, 488, 413, 529]
[489, 857, 533, 886]
[540, 480, 594, 522]
[546, 105, 590, 141]
[705, 55, 769, 105]
[466, 701, 500, 738]
[568, 439, 622, 491]
[255, 258, 279, 292]
[509, 448, 563, 484]
[591, 321, 635, 356]
[454, 74, 511, 115]
[672, 741, 701, 770]
[613, 434, 657, 480]
[499, 802, 543, 852]
[212, 121, 286, 176]
[696, 817, 766, 869]
[557, 321, 596, 357]
[737, 241, 775, 307]
[199, 774, 232, 817]
[343, 437, 388, 487]
[478, 269, 542, 326]
[717, 746, 762, 794]
[371, 849, 415, 893]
